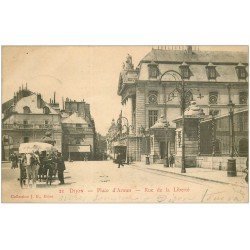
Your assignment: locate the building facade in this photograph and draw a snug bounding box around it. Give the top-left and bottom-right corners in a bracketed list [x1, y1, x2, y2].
[112, 47, 248, 163]
[2, 87, 62, 160]
[2, 89, 98, 162]
[61, 99, 96, 161]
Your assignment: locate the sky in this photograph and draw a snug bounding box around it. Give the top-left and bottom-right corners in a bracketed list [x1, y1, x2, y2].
[2, 46, 247, 135]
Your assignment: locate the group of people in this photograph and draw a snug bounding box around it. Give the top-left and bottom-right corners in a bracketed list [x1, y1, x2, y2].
[11, 151, 66, 187]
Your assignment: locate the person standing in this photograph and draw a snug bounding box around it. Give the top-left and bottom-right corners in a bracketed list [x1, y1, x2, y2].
[169, 154, 175, 168]
[244, 157, 248, 183]
[117, 152, 124, 168]
[25, 153, 32, 187]
[10, 152, 18, 169]
[31, 151, 40, 187]
[57, 152, 65, 185]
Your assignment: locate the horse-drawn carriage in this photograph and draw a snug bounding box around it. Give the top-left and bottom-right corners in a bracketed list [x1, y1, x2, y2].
[18, 142, 58, 188]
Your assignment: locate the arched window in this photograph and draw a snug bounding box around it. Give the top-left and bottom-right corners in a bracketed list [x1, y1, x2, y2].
[239, 138, 248, 157]
[43, 106, 50, 114]
[23, 106, 31, 114]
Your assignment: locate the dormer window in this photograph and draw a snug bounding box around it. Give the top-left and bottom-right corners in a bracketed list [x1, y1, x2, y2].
[236, 63, 247, 79]
[239, 92, 248, 104]
[179, 62, 190, 79]
[206, 63, 217, 80]
[43, 106, 50, 114]
[23, 106, 31, 114]
[148, 62, 159, 79]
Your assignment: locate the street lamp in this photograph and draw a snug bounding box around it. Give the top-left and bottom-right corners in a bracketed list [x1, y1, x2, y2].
[117, 115, 132, 164]
[227, 84, 237, 177]
[159, 70, 187, 173]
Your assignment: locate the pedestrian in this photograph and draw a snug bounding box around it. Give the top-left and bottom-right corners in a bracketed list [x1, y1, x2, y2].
[244, 157, 248, 183]
[117, 152, 124, 168]
[57, 152, 65, 185]
[31, 151, 40, 187]
[25, 153, 32, 187]
[169, 154, 175, 168]
[10, 152, 18, 169]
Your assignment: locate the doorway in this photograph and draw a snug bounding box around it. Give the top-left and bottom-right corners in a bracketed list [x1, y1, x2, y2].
[160, 142, 166, 159]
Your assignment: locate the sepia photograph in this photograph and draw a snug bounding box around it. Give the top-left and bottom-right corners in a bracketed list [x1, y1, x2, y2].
[1, 45, 249, 203]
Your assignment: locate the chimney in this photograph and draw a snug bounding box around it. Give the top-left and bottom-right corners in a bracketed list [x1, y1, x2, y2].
[54, 92, 56, 104]
[62, 97, 65, 110]
[186, 45, 192, 54]
[14, 93, 17, 104]
[37, 94, 42, 109]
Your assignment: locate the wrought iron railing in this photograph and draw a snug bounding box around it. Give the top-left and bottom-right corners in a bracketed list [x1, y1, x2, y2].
[2, 124, 61, 130]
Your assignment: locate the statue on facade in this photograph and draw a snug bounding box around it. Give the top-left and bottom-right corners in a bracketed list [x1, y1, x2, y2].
[184, 101, 201, 116]
[124, 54, 134, 70]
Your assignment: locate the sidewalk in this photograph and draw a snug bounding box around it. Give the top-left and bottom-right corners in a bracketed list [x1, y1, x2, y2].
[132, 162, 248, 188]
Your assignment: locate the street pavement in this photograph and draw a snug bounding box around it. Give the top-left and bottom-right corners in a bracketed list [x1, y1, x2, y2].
[1, 160, 248, 203]
[133, 162, 248, 188]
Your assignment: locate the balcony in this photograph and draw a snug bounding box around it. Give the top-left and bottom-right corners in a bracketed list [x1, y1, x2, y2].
[62, 127, 94, 134]
[2, 124, 62, 130]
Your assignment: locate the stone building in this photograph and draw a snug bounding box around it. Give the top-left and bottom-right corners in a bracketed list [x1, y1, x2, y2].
[114, 47, 248, 163]
[61, 99, 96, 161]
[2, 87, 62, 160]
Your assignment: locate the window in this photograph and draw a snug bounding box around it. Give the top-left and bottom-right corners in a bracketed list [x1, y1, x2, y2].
[238, 112, 248, 131]
[209, 92, 218, 104]
[179, 62, 190, 79]
[206, 63, 217, 80]
[23, 106, 31, 114]
[76, 124, 82, 128]
[236, 63, 247, 80]
[148, 62, 159, 78]
[239, 139, 248, 157]
[23, 137, 29, 143]
[239, 92, 248, 104]
[44, 120, 49, 126]
[43, 106, 50, 114]
[238, 68, 246, 79]
[23, 120, 28, 125]
[75, 138, 81, 145]
[148, 110, 158, 128]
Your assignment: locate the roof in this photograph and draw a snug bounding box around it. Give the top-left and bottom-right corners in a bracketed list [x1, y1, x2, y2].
[141, 49, 248, 64]
[61, 112, 88, 124]
[2, 98, 14, 113]
[13, 94, 58, 114]
[139, 62, 249, 82]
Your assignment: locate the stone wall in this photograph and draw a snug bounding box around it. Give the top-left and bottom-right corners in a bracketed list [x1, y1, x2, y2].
[196, 156, 247, 172]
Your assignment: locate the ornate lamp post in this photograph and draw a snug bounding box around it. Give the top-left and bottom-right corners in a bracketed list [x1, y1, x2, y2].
[117, 115, 132, 164]
[159, 70, 187, 173]
[227, 84, 237, 177]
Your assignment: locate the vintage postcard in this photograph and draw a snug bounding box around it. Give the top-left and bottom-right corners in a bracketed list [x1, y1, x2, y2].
[1, 45, 249, 203]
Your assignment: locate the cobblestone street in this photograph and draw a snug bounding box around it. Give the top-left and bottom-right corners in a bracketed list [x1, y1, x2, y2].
[2, 161, 248, 203]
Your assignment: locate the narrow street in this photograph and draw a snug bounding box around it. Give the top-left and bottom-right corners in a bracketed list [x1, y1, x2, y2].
[2, 161, 248, 203]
